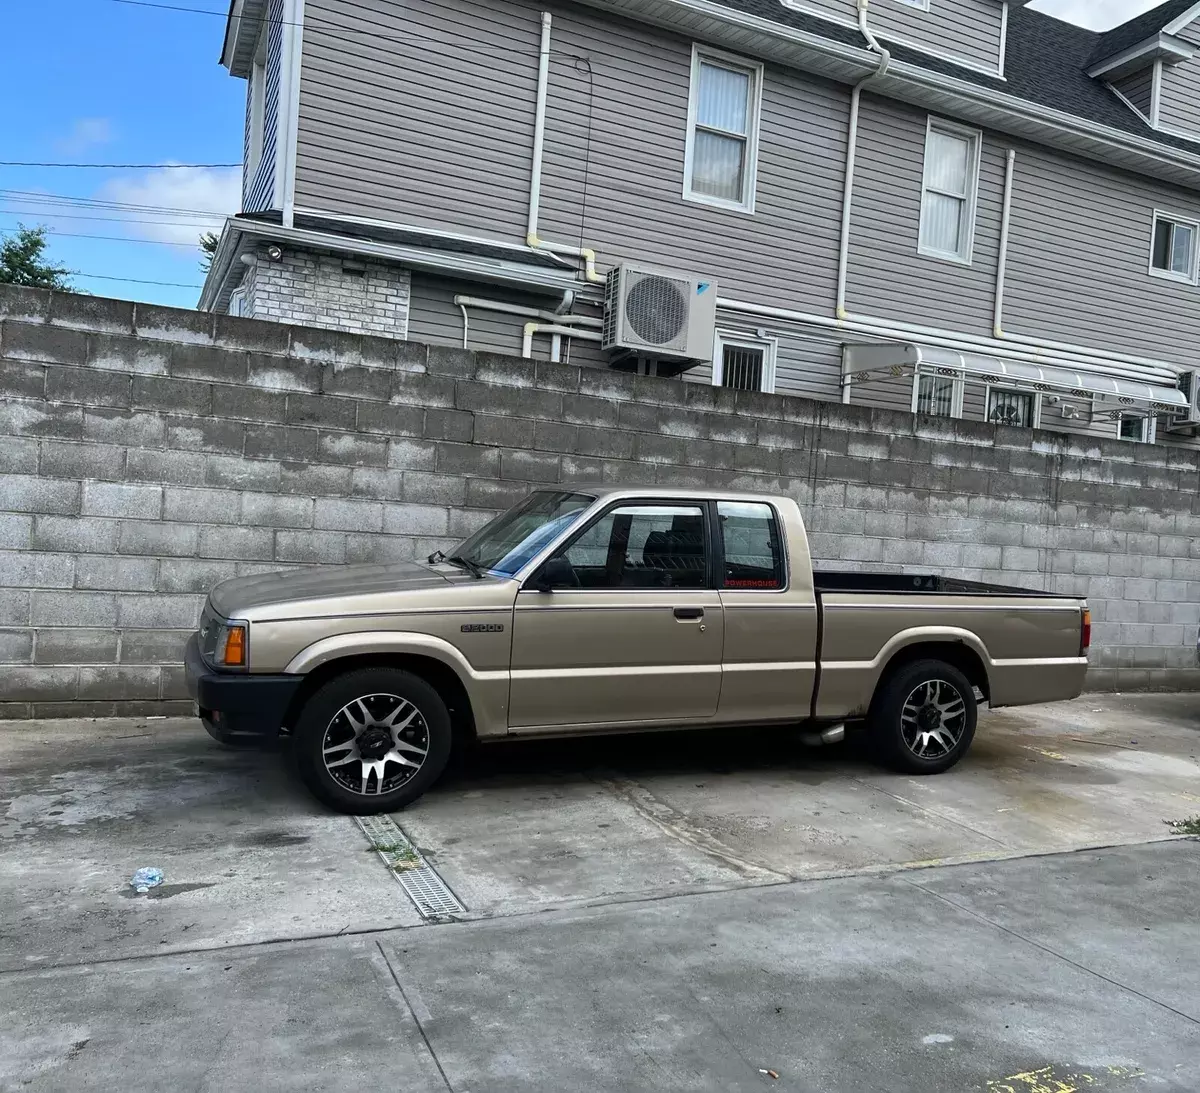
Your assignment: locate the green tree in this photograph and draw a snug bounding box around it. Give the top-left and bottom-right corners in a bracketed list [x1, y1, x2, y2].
[0, 225, 73, 290]
[200, 230, 220, 273]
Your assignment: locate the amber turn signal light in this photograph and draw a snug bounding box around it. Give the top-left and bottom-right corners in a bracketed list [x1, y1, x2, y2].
[223, 625, 247, 666]
[1080, 609, 1092, 655]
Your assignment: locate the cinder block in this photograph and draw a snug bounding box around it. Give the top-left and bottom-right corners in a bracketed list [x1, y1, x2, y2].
[247, 354, 320, 393]
[87, 332, 169, 376]
[401, 472, 466, 506]
[199, 525, 272, 561]
[125, 447, 206, 486]
[212, 384, 287, 423]
[34, 628, 119, 664]
[436, 442, 501, 477]
[474, 415, 535, 450]
[465, 477, 532, 509]
[240, 492, 314, 528]
[1124, 577, 1158, 601]
[425, 345, 473, 379]
[382, 503, 449, 537]
[84, 408, 165, 448]
[456, 381, 560, 421]
[532, 421, 579, 453]
[2, 320, 87, 365]
[343, 468, 402, 503]
[45, 366, 131, 409]
[162, 486, 239, 525]
[30, 515, 116, 555]
[119, 520, 199, 558]
[244, 423, 318, 462]
[501, 450, 560, 482]
[0, 361, 46, 399]
[392, 371, 455, 408]
[0, 285, 52, 322]
[157, 558, 239, 594]
[616, 401, 660, 434]
[534, 360, 582, 393]
[0, 437, 38, 474]
[0, 550, 72, 589]
[575, 426, 635, 461]
[84, 482, 163, 520]
[275, 461, 349, 497]
[1001, 546, 1042, 572]
[863, 511, 908, 539]
[702, 414, 757, 446]
[38, 440, 123, 481]
[321, 363, 392, 403]
[274, 529, 347, 564]
[32, 590, 117, 627]
[75, 555, 158, 592]
[0, 665, 79, 701]
[77, 665, 160, 701]
[419, 409, 474, 443]
[318, 431, 389, 468]
[170, 342, 248, 383]
[578, 369, 638, 403]
[119, 593, 203, 629]
[206, 455, 282, 492]
[0, 475, 81, 516]
[212, 313, 291, 355]
[314, 497, 384, 532]
[132, 374, 212, 416]
[448, 507, 497, 538]
[562, 394, 619, 430]
[0, 399, 84, 441]
[0, 629, 34, 663]
[133, 302, 213, 345]
[357, 401, 424, 437]
[0, 589, 31, 626]
[119, 629, 194, 664]
[167, 418, 245, 456]
[345, 533, 418, 565]
[287, 392, 357, 430]
[474, 354, 535, 389]
[287, 325, 363, 364]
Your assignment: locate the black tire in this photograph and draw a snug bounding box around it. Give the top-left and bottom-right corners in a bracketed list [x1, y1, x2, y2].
[293, 668, 453, 814]
[868, 659, 977, 775]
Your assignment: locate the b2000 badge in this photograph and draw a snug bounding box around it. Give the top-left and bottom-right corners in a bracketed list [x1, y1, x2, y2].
[461, 623, 505, 633]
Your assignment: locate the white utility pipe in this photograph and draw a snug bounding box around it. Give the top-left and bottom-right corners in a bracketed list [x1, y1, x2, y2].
[718, 296, 1181, 385]
[551, 333, 563, 363]
[527, 12, 552, 245]
[523, 12, 606, 284]
[522, 322, 602, 359]
[836, 1, 891, 319]
[458, 302, 470, 349]
[453, 294, 602, 326]
[993, 149, 1017, 339]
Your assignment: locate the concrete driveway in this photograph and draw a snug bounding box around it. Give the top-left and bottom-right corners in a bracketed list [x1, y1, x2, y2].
[1, 695, 1198, 1091]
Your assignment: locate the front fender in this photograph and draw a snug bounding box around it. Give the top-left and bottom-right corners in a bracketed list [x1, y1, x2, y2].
[283, 631, 510, 737]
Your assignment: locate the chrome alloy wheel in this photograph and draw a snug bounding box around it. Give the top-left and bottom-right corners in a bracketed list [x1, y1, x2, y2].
[321, 693, 430, 796]
[900, 679, 968, 760]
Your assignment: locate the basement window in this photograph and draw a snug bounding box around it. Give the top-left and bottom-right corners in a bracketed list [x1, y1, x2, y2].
[713, 333, 776, 393]
[987, 388, 1039, 428]
[1117, 414, 1151, 443]
[913, 374, 963, 418]
[1150, 212, 1199, 284]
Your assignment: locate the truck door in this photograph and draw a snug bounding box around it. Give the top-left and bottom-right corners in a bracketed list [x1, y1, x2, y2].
[714, 500, 818, 722]
[508, 501, 724, 730]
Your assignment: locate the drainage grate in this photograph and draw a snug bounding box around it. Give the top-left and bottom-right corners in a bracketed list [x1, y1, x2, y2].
[355, 813, 466, 921]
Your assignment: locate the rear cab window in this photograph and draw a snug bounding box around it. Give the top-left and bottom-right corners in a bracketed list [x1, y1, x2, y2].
[717, 501, 785, 590]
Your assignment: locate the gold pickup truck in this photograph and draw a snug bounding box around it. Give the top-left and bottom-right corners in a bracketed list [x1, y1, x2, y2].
[184, 485, 1090, 814]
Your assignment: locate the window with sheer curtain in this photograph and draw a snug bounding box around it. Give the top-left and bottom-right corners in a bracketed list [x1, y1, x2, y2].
[685, 47, 762, 212]
[919, 120, 980, 263]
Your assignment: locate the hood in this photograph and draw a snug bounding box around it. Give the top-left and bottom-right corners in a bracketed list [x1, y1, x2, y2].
[209, 560, 462, 621]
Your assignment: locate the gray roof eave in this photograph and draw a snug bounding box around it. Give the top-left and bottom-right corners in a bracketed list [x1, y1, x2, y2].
[220, 0, 267, 78]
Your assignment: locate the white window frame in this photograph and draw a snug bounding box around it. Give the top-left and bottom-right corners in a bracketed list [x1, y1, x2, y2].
[984, 385, 1041, 429]
[895, 0, 931, 9]
[918, 117, 983, 266]
[712, 331, 778, 393]
[228, 286, 248, 318]
[911, 373, 964, 418]
[1148, 209, 1200, 285]
[683, 45, 764, 215]
[246, 29, 268, 181]
[1117, 413, 1155, 443]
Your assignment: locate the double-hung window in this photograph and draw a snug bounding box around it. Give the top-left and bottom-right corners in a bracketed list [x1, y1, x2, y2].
[684, 47, 762, 213]
[1150, 212, 1199, 283]
[918, 119, 981, 264]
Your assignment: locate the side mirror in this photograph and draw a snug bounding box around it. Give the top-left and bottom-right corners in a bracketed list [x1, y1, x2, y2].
[530, 556, 575, 593]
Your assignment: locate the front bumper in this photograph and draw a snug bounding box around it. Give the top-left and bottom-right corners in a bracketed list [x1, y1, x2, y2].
[184, 634, 305, 743]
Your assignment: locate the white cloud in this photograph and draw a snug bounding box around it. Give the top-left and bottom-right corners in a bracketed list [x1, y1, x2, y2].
[54, 118, 115, 156]
[1027, 0, 1166, 30]
[96, 165, 242, 246]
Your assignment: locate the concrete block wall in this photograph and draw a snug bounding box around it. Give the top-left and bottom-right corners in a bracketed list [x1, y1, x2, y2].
[1, 284, 1199, 717]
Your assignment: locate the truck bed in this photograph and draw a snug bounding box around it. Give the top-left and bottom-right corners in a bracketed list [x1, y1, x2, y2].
[812, 571, 1073, 599]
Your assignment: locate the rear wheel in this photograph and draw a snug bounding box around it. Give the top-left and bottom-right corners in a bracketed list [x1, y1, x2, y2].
[293, 668, 452, 814]
[868, 659, 977, 775]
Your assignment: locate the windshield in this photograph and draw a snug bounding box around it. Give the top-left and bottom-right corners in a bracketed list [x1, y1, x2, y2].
[449, 491, 595, 577]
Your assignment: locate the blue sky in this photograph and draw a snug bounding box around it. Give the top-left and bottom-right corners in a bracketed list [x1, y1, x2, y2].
[4, 0, 244, 309]
[3, 0, 1164, 310]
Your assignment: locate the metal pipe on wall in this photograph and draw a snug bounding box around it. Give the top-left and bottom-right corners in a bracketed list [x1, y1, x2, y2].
[993, 149, 1017, 339]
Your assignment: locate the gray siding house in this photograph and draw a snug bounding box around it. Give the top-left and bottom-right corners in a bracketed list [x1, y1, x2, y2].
[202, 0, 1200, 447]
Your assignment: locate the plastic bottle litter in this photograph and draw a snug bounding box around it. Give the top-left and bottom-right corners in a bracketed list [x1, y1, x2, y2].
[130, 867, 164, 894]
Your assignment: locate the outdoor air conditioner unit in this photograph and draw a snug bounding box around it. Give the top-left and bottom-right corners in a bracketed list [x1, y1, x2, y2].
[602, 263, 717, 364]
[1165, 369, 1200, 432]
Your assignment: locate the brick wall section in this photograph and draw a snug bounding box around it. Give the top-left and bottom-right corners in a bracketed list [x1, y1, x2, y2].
[1, 284, 1198, 717]
[239, 245, 411, 337]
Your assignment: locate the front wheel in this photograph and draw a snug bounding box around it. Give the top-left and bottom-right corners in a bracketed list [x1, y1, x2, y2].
[293, 668, 453, 814]
[868, 659, 977, 775]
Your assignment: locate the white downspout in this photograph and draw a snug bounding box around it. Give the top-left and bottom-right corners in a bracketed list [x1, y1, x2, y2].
[836, 0, 891, 322]
[524, 12, 606, 284]
[458, 301, 470, 349]
[993, 149, 1016, 339]
[522, 322, 602, 358]
[550, 333, 563, 362]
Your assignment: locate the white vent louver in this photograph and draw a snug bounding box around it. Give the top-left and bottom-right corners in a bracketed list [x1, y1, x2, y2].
[602, 263, 717, 363]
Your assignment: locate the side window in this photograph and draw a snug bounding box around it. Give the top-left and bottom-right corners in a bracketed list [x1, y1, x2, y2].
[559, 505, 708, 589]
[718, 502, 784, 590]
[918, 119, 981, 264]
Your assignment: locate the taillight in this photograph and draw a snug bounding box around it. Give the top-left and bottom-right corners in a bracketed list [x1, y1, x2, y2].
[1080, 608, 1092, 655]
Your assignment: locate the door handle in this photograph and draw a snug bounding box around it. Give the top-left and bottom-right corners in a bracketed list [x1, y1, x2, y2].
[673, 607, 705, 620]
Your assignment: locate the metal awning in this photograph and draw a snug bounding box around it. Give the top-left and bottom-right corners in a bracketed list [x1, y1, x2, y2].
[842, 343, 1188, 412]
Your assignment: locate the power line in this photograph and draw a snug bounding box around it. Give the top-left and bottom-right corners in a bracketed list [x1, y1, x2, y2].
[2, 209, 222, 227]
[0, 160, 241, 169]
[0, 226, 202, 247]
[0, 188, 230, 218]
[70, 272, 204, 288]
